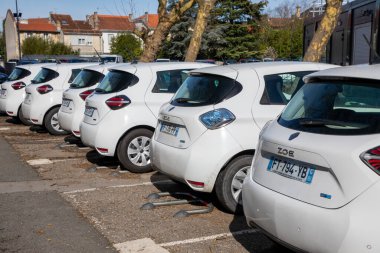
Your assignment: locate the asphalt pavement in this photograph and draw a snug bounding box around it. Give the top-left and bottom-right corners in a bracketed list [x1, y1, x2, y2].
[0, 136, 115, 253]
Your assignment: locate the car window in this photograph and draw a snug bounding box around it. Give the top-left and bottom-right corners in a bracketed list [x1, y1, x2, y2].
[152, 69, 191, 93]
[279, 80, 380, 135]
[7, 68, 31, 81]
[170, 74, 242, 107]
[32, 68, 59, 84]
[68, 69, 81, 83]
[95, 70, 139, 94]
[260, 71, 313, 105]
[70, 70, 104, 89]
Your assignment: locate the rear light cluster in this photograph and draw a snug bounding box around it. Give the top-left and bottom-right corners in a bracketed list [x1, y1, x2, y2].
[361, 146, 380, 175]
[79, 89, 94, 101]
[11, 82, 26, 90]
[105, 95, 131, 110]
[37, 85, 53, 94]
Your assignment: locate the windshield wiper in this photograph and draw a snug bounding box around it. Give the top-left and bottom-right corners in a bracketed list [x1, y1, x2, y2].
[298, 118, 366, 128]
[94, 88, 105, 93]
[173, 97, 193, 103]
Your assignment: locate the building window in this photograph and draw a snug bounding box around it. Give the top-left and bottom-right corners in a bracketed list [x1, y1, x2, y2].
[87, 40, 92, 45]
[78, 38, 85, 45]
[26, 33, 32, 38]
[43, 33, 48, 40]
[108, 34, 115, 44]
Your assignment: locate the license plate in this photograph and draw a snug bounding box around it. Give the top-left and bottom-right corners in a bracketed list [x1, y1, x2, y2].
[62, 99, 70, 107]
[84, 107, 95, 117]
[267, 157, 315, 184]
[160, 122, 179, 136]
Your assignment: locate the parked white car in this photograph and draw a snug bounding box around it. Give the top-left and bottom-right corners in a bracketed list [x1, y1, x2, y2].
[80, 62, 213, 173]
[243, 64, 380, 252]
[22, 62, 97, 135]
[151, 62, 336, 213]
[58, 63, 116, 137]
[0, 63, 48, 124]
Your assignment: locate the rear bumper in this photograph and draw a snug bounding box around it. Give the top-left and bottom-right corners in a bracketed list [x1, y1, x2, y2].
[151, 128, 243, 193]
[0, 92, 24, 116]
[58, 109, 83, 136]
[242, 177, 380, 253]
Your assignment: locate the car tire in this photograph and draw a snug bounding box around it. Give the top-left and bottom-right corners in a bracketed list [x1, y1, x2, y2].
[18, 107, 32, 126]
[215, 155, 253, 214]
[44, 107, 69, 135]
[117, 128, 153, 173]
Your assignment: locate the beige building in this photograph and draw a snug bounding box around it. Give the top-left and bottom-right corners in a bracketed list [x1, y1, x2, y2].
[50, 14, 102, 56]
[4, 9, 60, 60]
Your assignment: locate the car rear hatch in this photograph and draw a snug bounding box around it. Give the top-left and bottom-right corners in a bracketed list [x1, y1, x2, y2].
[62, 69, 105, 114]
[1, 67, 32, 98]
[83, 67, 138, 125]
[253, 79, 380, 208]
[24, 67, 59, 105]
[155, 67, 240, 148]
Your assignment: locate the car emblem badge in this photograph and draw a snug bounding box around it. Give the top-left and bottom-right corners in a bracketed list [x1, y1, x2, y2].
[168, 106, 175, 112]
[289, 132, 300, 141]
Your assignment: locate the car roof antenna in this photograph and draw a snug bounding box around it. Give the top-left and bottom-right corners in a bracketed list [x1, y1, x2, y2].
[93, 48, 104, 65]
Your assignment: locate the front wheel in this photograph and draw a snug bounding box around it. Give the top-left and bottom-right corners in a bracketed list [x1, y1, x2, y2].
[117, 128, 153, 173]
[215, 155, 253, 213]
[44, 107, 69, 135]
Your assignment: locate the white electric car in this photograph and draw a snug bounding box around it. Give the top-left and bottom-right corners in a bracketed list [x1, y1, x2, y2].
[22, 62, 97, 135]
[0, 63, 48, 124]
[151, 62, 336, 213]
[58, 63, 116, 137]
[243, 64, 380, 253]
[80, 62, 213, 173]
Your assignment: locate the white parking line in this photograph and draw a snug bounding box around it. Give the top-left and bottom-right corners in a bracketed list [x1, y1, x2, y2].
[63, 179, 174, 194]
[27, 159, 53, 165]
[115, 238, 169, 253]
[159, 229, 259, 247]
[0, 127, 10, 131]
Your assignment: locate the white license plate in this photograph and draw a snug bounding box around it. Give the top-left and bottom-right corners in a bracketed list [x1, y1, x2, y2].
[84, 107, 95, 117]
[160, 123, 179, 136]
[62, 99, 70, 107]
[267, 157, 315, 184]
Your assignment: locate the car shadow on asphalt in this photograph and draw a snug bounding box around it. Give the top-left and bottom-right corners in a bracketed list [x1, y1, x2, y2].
[64, 134, 87, 147]
[85, 149, 120, 168]
[29, 125, 48, 133]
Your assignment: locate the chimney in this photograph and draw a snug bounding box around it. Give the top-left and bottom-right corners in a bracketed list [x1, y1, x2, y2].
[94, 11, 99, 30]
[144, 11, 148, 23]
[56, 20, 61, 32]
[296, 6, 301, 18]
[129, 13, 133, 20]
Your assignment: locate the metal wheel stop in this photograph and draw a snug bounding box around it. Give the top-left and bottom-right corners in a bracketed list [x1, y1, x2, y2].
[140, 192, 214, 218]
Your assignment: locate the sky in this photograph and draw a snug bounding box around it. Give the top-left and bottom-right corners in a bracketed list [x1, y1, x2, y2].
[0, 0, 286, 31]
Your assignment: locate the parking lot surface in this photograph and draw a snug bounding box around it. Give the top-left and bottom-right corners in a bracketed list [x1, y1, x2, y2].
[0, 116, 286, 253]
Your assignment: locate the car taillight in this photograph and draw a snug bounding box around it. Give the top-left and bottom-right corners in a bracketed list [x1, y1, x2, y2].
[11, 82, 26, 90]
[105, 95, 131, 110]
[361, 146, 380, 175]
[199, 108, 235, 129]
[37, 85, 53, 94]
[79, 89, 94, 101]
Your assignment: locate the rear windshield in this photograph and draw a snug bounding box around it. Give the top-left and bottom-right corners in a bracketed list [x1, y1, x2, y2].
[32, 68, 59, 84]
[70, 69, 104, 89]
[7, 67, 31, 81]
[95, 70, 139, 94]
[68, 69, 82, 83]
[279, 80, 380, 135]
[170, 74, 242, 107]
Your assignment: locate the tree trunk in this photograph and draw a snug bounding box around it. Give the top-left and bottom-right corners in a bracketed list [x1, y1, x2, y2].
[140, 0, 196, 62]
[303, 0, 343, 62]
[185, 0, 216, 62]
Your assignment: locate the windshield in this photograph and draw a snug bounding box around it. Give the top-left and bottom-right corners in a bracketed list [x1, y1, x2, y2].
[279, 80, 380, 135]
[70, 70, 104, 89]
[32, 68, 59, 84]
[95, 70, 139, 94]
[7, 68, 31, 81]
[170, 74, 242, 107]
